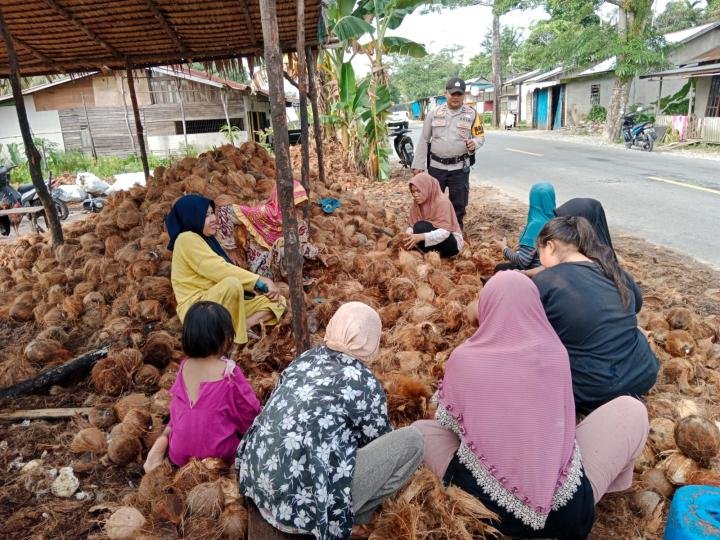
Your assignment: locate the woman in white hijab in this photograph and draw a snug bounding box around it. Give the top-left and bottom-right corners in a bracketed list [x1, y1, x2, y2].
[236, 302, 424, 539]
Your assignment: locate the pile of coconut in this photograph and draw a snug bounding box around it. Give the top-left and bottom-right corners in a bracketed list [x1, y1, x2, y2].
[1, 141, 719, 538]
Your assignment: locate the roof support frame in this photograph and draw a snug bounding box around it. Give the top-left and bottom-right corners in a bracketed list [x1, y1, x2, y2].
[144, 0, 188, 56]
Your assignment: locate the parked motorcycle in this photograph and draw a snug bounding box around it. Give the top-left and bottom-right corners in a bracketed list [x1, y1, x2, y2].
[622, 108, 657, 152]
[390, 126, 415, 168]
[17, 172, 70, 221]
[83, 194, 107, 213]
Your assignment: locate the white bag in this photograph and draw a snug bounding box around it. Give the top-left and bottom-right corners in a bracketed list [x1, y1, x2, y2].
[108, 172, 147, 193]
[55, 185, 88, 203]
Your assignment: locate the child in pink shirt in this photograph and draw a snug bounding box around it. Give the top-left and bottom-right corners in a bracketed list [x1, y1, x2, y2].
[143, 301, 261, 472]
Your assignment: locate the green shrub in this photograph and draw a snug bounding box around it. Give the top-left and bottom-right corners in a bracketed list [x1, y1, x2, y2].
[587, 105, 607, 123]
[482, 112, 492, 124]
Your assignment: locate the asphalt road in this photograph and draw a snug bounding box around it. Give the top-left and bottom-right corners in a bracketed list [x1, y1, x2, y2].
[401, 125, 720, 269]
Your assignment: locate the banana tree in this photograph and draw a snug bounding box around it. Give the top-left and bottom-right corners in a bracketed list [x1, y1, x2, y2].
[320, 0, 427, 180]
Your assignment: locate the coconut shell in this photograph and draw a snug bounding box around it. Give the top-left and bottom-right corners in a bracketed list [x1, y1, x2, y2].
[107, 434, 142, 465]
[641, 468, 674, 498]
[121, 408, 153, 438]
[220, 503, 247, 539]
[674, 415, 720, 466]
[114, 393, 151, 421]
[105, 506, 146, 539]
[186, 480, 225, 518]
[172, 459, 212, 492]
[70, 427, 107, 454]
[649, 417, 676, 452]
[88, 407, 117, 429]
[150, 488, 185, 525]
[665, 329, 695, 357]
[662, 452, 699, 485]
[666, 307, 694, 330]
[24, 338, 66, 364]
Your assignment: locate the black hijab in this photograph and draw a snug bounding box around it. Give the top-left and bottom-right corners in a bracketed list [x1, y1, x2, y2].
[165, 194, 232, 264]
[555, 198, 614, 252]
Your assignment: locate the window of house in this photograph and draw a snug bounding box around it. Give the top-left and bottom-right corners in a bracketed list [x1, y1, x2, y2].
[175, 118, 245, 134]
[590, 84, 600, 106]
[706, 76, 720, 118]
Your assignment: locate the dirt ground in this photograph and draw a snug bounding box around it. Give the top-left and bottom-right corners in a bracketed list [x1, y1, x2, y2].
[0, 165, 718, 539]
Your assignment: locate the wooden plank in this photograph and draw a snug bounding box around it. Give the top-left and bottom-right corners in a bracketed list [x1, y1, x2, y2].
[0, 407, 94, 421]
[296, 0, 310, 220]
[0, 206, 44, 216]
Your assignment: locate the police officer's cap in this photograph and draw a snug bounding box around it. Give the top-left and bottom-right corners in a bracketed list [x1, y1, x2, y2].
[445, 77, 466, 94]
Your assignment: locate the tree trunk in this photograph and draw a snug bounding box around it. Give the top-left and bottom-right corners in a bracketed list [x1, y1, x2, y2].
[0, 6, 64, 247]
[306, 46, 326, 186]
[603, 77, 631, 141]
[491, 12, 502, 129]
[296, 0, 311, 220]
[259, 0, 310, 355]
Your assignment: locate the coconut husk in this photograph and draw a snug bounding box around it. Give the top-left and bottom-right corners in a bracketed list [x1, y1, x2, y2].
[115, 393, 152, 421]
[173, 459, 213, 492]
[674, 415, 720, 466]
[662, 452, 700, 485]
[9, 291, 35, 321]
[220, 503, 247, 539]
[648, 417, 676, 452]
[108, 434, 142, 465]
[150, 388, 171, 417]
[186, 480, 225, 518]
[70, 427, 107, 454]
[141, 331, 178, 369]
[23, 338, 69, 364]
[89, 407, 117, 429]
[91, 357, 134, 396]
[665, 330, 696, 357]
[388, 277, 416, 303]
[105, 506, 147, 539]
[380, 373, 433, 426]
[134, 364, 161, 388]
[121, 408, 153, 438]
[666, 307, 694, 330]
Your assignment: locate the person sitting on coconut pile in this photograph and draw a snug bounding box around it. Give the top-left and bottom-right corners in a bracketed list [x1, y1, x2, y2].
[214, 179, 329, 286]
[143, 301, 260, 472]
[493, 181, 556, 272]
[166, 194, 285, 346]
[400, 172, 463, 258]
[532, 216, 659, 415]
[236, 302, 425, 539]
[413, 271, 649, 538]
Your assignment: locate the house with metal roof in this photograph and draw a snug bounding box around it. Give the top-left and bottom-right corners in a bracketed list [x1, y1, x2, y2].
[560, 21, 720, 125]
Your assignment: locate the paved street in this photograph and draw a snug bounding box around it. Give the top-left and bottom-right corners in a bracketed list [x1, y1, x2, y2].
[402, 125, 720, 269]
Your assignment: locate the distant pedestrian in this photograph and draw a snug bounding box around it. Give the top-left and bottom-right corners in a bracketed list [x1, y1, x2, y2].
[412, 77, 485, 229]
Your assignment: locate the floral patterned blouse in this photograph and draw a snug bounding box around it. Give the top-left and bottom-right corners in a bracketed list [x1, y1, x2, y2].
[236, 346, 391, 539]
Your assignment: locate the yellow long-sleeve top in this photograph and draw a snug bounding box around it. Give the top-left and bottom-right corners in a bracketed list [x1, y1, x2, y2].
[171, 231, 260, 318]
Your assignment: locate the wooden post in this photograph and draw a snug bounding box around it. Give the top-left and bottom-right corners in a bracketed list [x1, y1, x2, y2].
[0, 6, 63, 247]
[117, 73, 138, 155]
[177, 78, 188, 151]
[80, 92, 98, 160]
[306, 46, 326, 186]
[296, 0, 310, 220]
[220, 87, 234, 145]
[126, 64, 150, 180]
[259, 0, 310, 354]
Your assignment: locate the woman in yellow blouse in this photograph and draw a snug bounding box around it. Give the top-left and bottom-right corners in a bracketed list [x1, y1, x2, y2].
[166, 194, 285, 344]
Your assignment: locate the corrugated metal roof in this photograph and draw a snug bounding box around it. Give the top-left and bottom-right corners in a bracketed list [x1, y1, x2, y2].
[639, 62, 720, 79]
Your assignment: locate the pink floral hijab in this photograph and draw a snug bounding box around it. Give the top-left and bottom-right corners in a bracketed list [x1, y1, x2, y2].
[437, 271, 581, 530]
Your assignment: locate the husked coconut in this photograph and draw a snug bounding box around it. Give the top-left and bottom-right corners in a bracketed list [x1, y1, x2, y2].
[105, 506, 146, 539]
[648, 418, 676, 452]
[150, 488, 185, 524]
[221, 503, 247, 539]
[121, 408, 153, 438]
[631, 490, 662, 519]
[186, 480, 225, 518]
[665, 329, 695, 357]
[107, 434, 142, 465]
[666, 307, 693, 330]
[674, 415, 720, 466]
[662, 452, 699, 485]
[114, 393, 151, 421]
[172, 459, 212, 491]
[70, 427, 107, 454]
[88, 407, 117, 429]
[641, 468, 674, 498]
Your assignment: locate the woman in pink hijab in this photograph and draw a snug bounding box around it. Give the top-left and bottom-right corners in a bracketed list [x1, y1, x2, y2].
[413, 271, 649, 538]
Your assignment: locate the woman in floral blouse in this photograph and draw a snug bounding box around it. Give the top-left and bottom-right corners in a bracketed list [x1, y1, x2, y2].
[236, 302, 424, 539]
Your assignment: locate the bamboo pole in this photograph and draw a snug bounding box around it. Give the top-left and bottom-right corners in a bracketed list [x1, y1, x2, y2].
[126, 64, 150, 179]
[80, 92, 98, 160]
[116, 73, 138, 155]
[177, 78, 188, 151]
[306, 46, 325, 186]
[0, 6, 63, 247]
[259, 0, 309, 354]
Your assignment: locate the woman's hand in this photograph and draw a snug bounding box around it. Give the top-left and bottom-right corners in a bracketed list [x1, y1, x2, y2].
[143, 429, 169, 473]
[493, 237, 508, 251]
[260, 277, 282, 302]
[401, 233, 423, 251]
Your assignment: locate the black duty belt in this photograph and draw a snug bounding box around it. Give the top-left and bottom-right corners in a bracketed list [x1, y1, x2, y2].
[430, 152, 470, 165]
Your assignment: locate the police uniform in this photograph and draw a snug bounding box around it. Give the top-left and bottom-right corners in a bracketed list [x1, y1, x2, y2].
[412, 93, 485, 229]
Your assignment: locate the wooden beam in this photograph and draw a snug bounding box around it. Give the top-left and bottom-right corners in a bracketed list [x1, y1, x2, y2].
[0, 6, 64, 248]
[296, 0, 310, 220]
[43, 0, 124, 59]
[144, 0, 188, 55]
[126, 64, 150, 180]
[283, 70, 299, 89]
[11, 36, 58, 67]
[259, 0, 310, 354]
[240, 0, 259, 50]
[306, 46, 326, 186]
[0, 407, 94, 422]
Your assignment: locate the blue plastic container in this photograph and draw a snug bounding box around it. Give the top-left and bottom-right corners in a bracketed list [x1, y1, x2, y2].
[664, 485, 720, 539]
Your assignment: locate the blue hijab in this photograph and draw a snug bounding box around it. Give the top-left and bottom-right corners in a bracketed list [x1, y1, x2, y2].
[518, 182, 556, 248]
[165, 194, 232, 264]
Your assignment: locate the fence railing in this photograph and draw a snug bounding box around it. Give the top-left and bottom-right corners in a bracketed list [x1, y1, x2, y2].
[654, 114, 720, 143]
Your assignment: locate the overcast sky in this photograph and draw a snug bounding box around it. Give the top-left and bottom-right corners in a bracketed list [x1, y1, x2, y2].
[382, 0, 697, 64]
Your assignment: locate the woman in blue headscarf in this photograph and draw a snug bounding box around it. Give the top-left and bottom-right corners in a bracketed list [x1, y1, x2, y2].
[494, 182, 556, 272]
[166, 194, 285, 345]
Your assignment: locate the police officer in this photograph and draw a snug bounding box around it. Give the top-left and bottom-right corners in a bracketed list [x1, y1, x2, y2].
[412, 77, 485, 230]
